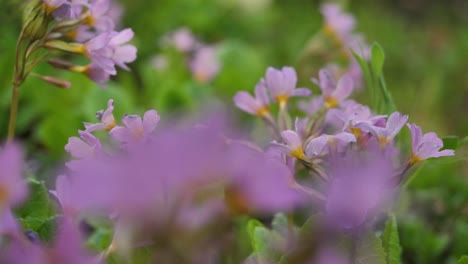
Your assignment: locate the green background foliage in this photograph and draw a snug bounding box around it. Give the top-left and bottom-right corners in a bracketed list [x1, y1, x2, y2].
[0, 0, 467, 263]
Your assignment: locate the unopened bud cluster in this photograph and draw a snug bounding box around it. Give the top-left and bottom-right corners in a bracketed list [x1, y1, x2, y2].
[18, 0, 136, 89]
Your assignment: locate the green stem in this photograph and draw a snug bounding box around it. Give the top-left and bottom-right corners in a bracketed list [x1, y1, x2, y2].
[7, 31, 29, 141]
[7, 81, 22, 141]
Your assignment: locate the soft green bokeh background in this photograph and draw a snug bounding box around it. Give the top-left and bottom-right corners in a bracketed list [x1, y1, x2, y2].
[0, 0, 467, 263]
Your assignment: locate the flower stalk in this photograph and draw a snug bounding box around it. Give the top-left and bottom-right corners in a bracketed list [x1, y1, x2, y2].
[8, 30, 30, 141]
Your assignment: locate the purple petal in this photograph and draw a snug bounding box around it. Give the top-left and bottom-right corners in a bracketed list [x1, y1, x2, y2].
[433, 149, 455, 158]
[65, 137, 93, 159]
[305, 135, 329, 157]
[113, 45, 137, 70]
[292, 87, 312, 97]
[142, 110, 160, 134]
[316, 69, 335, 95]
[254, 80, 270, 105]
[122, 115, 143, 131]
[282, 66, 298, 91]
[333, 74, 353, 102]
[280, 130, 302, 149]
[334, 132, 356, 143]
[233, 91, 258, 115]
[109, 28, 134, 46]
[386, 112, 408, 139]
[109, 126, 132, 142]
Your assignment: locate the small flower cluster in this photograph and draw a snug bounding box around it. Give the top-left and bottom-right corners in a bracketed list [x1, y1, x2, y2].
[1, 2, 458, 263]
[1, 100, 307, 262]
[152, 27, 221, 83]
[19, 0, 135, 88]
[0, 64, 456, 262]
[234, 65, 454, 232]
[319, 3, 369, 89]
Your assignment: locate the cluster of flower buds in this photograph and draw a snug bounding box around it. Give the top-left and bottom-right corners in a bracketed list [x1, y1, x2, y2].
[19, 0, 134, 88]
[152, 27, 221, 83]
[235, 65, 455, 233]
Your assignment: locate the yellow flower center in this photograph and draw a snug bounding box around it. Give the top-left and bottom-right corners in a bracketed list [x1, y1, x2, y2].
[409, 153, 422, 165]
[378, 137, 390, 148]
[255, 106, 270, 117]
[350, 127, 361, 138]
[275, 95, 289, 110]
[323, 25, 343, 47]
[290, 147, 307, 160]
[324, 96, 338, 108]
[44, 2, 56, 15]
[104, 120, 117, 131]
[66, 30, 78, 40]
[83, 12, 95, 26]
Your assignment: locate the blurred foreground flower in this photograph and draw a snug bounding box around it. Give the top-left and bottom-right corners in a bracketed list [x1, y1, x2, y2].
[156, 27, 222, 83]
[55, 101, 305, 260]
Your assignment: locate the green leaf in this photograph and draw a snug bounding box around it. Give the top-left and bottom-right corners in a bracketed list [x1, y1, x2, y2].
[86, 228, 113, 251]
[297, 215, 317, 238]
[378, 74, 397, 115]
[442, 135, 468, 151]
[457, 256, 468, 264]
[15, 178, 56, 231]
[247, 219, 264, 245]
[246, 217, 291, 262]
[382, 214, 402, 264]
[356, 232, 387, 264]
[371, 43, 386, 78]
[252, 226, 270, 253]
[351, 50, 377, 110]
[36, 216, 60, 242]
[278, 215, 320, 264]
[351, 50, 372, 90]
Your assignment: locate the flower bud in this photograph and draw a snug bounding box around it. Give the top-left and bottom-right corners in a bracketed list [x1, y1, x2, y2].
[34, 74, 71, 89]
[47, 58, 75, 70]
[44, 40, 85, 54]
[22, 0, 51, 40]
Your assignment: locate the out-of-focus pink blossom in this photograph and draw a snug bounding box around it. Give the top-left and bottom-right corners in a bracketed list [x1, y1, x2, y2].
[109, 110, 160, 146]
[190, 46, 221, 83]
[325, 153, 395, 230]
[0, 219, 102, 264]
[0, 143, 27, 214]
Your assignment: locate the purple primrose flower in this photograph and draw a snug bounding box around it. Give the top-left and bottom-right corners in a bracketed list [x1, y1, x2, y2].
[355, 112, 408, 147]
[264, 67, 311, 109]
[83, 99, 117, 132]
[407, 123, 455, 164]
[312, 69, 354, 108]
[110, 110, 160, 146]
[233, 80, 271, 117]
